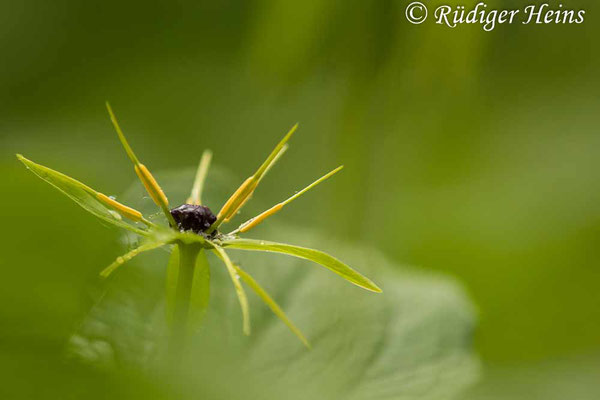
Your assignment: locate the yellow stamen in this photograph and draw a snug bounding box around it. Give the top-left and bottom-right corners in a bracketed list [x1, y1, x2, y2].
[210, 124, 298, 232]
[217, 176, 257, 222]
[223, 193, 254, 223]
[239, 204, 283, 233]
[106, 103, 177, 227]
[96, 193, 143, 222]
[222, 144, 289, 223]
[235, 166, 343, 234]
[135, 164, 170, 208]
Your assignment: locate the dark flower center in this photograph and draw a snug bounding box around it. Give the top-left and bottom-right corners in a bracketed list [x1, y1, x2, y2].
[170, 204, 217, 234]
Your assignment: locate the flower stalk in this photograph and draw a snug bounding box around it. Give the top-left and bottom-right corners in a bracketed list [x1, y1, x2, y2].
[168, 242, 202, 360]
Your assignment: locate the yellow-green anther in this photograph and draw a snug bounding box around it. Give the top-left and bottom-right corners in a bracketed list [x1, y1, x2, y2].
[236, 166, 343, 234]
[135, 164, 169, 208]
[216, 176, 257, 223]
[187, 149, 212, 205]
[211, 125, 298, 231]
[222, 181, 258, 223]
[134, 164, 176, 226]
[97, 193, 143, 222]
[222, 144, 289, 223]
[106, 103, 176, 227]
[239, 203, 283, 233]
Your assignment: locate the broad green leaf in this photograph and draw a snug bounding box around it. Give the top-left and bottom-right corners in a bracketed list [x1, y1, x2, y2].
[235, 265, 310, 348]
[220, 238, 382, 293]
[17, 154, 148, 236]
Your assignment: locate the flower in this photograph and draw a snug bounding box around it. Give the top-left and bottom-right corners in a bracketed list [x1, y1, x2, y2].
[17, 103, 381, 348]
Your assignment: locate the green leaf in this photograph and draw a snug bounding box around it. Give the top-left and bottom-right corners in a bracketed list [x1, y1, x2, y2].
[220, 238, 381, 293]
[235, 265, 310, 348]
[16, 154, 148, 236]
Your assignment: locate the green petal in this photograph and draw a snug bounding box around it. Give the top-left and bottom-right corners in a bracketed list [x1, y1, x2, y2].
[220, 238, 382, 293]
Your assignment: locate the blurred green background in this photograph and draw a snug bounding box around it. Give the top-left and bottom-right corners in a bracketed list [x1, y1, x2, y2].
[1, 0, 599, 397]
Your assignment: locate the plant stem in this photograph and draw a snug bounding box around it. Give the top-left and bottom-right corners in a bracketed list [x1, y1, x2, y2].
[168, 242, 201, 364]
